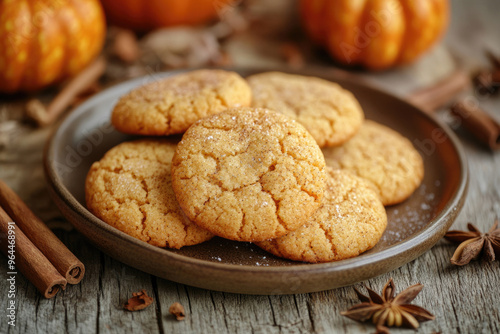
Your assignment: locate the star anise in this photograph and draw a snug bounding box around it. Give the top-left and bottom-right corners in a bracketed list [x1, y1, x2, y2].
[341, 278, 435, 332]
[444, 220, 500, 265]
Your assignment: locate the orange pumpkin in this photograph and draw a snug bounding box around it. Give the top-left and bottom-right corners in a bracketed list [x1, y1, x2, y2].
[0, 0, 106, 93]
[100, 0, 236, 31]
[300, 0, 450, 70]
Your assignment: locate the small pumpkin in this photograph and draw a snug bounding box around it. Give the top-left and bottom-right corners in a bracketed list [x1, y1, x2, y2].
[0, 0, 106, 93]
[99, 0, 236, 31]
[300, 0, 450, 70]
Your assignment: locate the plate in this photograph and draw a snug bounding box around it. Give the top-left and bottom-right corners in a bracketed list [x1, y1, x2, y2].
[44, 68, 468, 295]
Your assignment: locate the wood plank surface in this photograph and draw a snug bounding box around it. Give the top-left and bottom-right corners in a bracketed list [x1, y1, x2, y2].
[1, 1, 499, 333]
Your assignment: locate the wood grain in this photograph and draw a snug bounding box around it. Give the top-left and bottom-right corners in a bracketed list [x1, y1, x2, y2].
[1, 0, 499, 333]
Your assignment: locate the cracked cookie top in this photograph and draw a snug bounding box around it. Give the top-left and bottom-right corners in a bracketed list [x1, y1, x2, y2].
[171, 107, 327, 242]
[111, 69, 252, 136]
[247, 72, 364, 147]
[85, 139, 214, 249]
[322, 120, 424, 206]
[256, 168, 387, 263]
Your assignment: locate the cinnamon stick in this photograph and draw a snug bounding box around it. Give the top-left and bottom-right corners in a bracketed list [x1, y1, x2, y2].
[0, 207, 67, 298]
[0, 180, 85, 284]
[26, 56, 106, 127]
[450, 99, 500, 150]
[406, 68, 500, 150]
[406, 69, 471, 112]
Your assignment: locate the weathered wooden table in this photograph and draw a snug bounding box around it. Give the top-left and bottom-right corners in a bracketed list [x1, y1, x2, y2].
[1, 1, 499, 333]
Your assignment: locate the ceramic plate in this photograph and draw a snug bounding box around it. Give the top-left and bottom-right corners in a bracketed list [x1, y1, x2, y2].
[44, 68, 468, 295]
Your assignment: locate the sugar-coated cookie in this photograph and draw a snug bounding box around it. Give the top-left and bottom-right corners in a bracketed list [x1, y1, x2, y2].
[322, 120, 424, 206]
[256, 169, 387, 263]
[171, 107, 327, 242]
[112, 69, 252, 135]
[85, 139, 213, 249]
[247, 72, 364, 147]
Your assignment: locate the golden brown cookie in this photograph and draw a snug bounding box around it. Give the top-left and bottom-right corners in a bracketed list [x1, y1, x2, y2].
[171, 107, 327, 242]
[85, 139, 213, 249]
[256, 168, 387, 263]
[322, 120, 424, 206]
[247, 72, 364, 147]
[111, 69, 252, 136]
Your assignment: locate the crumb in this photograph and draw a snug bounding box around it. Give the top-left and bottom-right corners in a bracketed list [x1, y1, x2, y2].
[123, 289, 153, 311]
[169, 302, 186, 320]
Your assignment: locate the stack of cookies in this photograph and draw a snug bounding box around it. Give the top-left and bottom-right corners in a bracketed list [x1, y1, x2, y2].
[85, 70, 424, 263]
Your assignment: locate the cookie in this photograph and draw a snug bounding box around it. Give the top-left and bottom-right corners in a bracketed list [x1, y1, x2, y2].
[256, 168, 387, 263]
[111, 69, 252, 136]
[322, 120, 424, 206]
[247, 72, 364, 147]
[171, 107, 327, 242]
[85, 139, 213, 249]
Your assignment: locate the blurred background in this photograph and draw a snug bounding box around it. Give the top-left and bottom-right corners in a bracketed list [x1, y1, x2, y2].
[0, 2, 499, 333]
